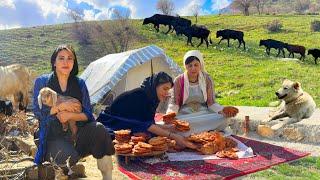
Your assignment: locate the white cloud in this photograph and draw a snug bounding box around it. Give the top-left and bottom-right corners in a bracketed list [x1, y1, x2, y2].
[0, 0, 219, 29]
[72, 0, 210, 20]
[211, 0, 231, 11]
[75, 0, 123, 9]
[74, 0, 139, 19]
[95, 10, 109, 20]
[27, 0, 68, 18]
[177, 0, 206, 16]
[0, 0, 70, 29]
[0, 0, 15, 9]
[83, 9, 96, 20]
[0, 23, 20, 30]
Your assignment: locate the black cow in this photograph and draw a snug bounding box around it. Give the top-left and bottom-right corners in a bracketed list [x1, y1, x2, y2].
[143, 14, 191, 34]
[175, 24, 212, 48]
[259, 39, 286, 57]
[143, 14, 176, 34]
[0, 100, 13, 116]
[216, 29, 246, 50]
[172, 17, 191, 34]
[308, 49, 320, 64]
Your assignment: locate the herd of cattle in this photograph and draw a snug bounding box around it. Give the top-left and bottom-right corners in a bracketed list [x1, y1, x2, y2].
[143, 14, 320, 64]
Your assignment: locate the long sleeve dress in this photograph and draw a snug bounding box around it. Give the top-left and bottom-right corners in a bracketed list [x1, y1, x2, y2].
[167, 73, 228, 137]
[33, 73, 114, 165]
[97, 88, 158, 138]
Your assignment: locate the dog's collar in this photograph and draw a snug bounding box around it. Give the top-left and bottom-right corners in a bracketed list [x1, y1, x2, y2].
[285, 93, 303, 105]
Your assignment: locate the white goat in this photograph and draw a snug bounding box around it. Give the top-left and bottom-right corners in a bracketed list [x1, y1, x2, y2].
[0, 64, 32, 110]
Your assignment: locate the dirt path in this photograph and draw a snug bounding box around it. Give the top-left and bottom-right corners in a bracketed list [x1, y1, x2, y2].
[79, 156, 127, 180]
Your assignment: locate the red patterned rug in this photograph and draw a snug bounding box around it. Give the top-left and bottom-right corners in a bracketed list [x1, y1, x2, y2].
[117, 136, 309, 180]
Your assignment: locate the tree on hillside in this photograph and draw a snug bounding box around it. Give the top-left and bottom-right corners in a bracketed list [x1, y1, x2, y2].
[309, 1, 320, 13]
[93, 9, 142, 53]
[156, 0, 175, 15]
[252, 0, 267, 15]
[190, 4, 201, 24]
[68, 8, 91, 45]
[294, 0, 311, 14]
[231, 0, 252, 16]
[68, 8, 82, 23]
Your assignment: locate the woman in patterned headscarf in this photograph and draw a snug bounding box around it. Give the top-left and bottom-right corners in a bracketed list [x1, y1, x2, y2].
[167, 50, 238, 136]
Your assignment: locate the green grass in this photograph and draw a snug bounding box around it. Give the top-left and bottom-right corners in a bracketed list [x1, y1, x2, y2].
[136, 14, 320, 107]
[247, 157, 320, 179]
[0, 14, 320, 178]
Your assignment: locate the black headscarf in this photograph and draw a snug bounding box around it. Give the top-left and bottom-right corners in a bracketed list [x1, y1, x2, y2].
[47, 72, 82, 103]
[140, 71, 173, 112]
[47, 44, 82, 102]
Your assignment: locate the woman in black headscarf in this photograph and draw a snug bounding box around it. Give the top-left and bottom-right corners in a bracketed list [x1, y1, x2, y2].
[33, 45, 114, 179]
[97, 71, 196, 149]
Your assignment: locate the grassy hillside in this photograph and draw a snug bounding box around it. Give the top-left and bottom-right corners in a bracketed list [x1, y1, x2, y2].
[0, 14, 319, 179]
[1, 14, 320, 107]
[139, 14, 320, 107]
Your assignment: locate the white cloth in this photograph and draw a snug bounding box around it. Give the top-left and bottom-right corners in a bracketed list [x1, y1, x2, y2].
[175, 111, 227, 137]
[166, 136, 255, 162]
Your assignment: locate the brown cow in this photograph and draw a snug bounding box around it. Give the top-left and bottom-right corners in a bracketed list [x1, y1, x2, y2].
[285, 44, 306, 60]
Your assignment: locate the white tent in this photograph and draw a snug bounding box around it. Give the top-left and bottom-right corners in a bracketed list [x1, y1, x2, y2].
[80, 45, 183, 105]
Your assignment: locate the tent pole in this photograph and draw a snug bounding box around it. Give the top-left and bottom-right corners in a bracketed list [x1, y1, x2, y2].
[151, 59, 154, 75]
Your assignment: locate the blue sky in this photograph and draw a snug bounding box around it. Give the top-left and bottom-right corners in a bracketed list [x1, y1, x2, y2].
[0, 0, 232, 30]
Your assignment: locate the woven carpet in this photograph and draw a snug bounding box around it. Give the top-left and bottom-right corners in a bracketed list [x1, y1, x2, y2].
[117, 135, 309, 180]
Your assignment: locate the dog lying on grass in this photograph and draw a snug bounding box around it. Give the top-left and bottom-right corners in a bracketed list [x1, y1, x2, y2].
[38, 87, 82, 141]
[264, 79, 316, 130]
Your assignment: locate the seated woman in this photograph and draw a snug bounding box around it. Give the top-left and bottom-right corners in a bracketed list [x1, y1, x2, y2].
[167, 50, 238, 136]
[33, 45, 114, 180]
[97, 72, 196, 149]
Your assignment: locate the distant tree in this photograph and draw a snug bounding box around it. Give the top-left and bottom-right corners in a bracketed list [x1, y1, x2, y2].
[252, 0, 267, 15]
[191, 4, 201, 23]
[295, 0, 311, 14]
[156, 0, 175, 15]
[231, 0, 252, 16]
[309, 1, 320, 13]
[93, 9, 142, 53]
[67, 8, 91, 45]
[68, 8, 82, 23]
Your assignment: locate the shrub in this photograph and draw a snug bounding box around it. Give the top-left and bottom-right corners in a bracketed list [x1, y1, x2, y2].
[310, 20, 320, 32]
[266, 19, 283, 33]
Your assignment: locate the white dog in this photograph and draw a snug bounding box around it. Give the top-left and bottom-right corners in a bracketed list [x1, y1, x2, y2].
[264, 79, 316, 130]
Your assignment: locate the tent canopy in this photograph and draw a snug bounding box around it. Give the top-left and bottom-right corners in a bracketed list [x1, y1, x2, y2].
[80, 45, 183, 104]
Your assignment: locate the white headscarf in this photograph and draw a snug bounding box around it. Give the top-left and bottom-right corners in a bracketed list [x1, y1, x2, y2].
[182, 50, 207, 105]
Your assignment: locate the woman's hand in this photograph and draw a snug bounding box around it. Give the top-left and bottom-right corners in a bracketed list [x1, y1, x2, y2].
[57, 101, 82, 112]
[172, 134, 197, 149]
[220, 106, 239, 118]
[50, 106, 59, 115]
[56, 111, 74, 124]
